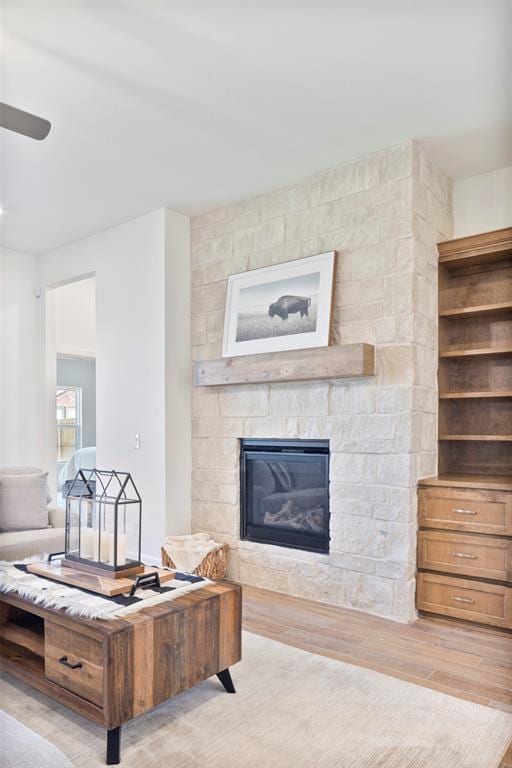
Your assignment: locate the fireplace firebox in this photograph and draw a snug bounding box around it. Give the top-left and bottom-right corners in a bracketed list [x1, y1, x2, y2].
[240, 439, 330, 554]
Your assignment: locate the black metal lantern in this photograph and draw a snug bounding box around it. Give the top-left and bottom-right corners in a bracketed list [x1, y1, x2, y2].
[64, 469, 143, 577]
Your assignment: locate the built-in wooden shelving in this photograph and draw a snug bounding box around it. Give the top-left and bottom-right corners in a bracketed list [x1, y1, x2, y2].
[440, 345, 512, 359]
[417, 228, 512, 631]
[193, 343, 375, 387]
[439, 390, 512, 399]
[419, 473, 512, 491]
[439, 302, 512, 318]
[438, 226, 512, 270]
[439, 434, 512, 442]
[436, 227, 512, 479]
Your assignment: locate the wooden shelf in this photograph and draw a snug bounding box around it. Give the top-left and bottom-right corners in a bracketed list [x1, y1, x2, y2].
[194, 343, 375, 387]
[439, 302, 512, 319]
[439, 345, 512, 359]
[439, 390, 512, 399]
[438, 227, 512, 271]
[439, 434, 512, 442]
[0, 621, 44, 657]
[419, 473, 512, 491]
[0, 636, 45, 678]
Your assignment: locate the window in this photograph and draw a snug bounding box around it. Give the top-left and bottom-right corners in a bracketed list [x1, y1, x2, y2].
[56, 387, 82, 463]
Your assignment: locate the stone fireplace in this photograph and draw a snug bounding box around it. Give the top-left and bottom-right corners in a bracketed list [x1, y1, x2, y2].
[191, 140, 453, 622]
[240, 439, 330, 554]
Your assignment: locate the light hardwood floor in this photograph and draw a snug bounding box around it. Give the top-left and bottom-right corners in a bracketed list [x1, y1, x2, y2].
[242, 584, 512, 768]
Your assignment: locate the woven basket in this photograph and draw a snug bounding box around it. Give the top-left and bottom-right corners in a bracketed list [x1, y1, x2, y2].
[161, 542, 229, 581]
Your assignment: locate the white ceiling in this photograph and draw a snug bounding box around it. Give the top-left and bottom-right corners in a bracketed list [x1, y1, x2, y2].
[1, 1, 511, 254]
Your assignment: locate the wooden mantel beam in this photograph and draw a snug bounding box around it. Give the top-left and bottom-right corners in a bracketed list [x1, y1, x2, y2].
[193, 343, 375, 387]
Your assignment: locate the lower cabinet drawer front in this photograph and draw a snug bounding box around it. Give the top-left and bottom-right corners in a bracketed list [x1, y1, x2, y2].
[45, 622, 104, 707]
[418, 488, 512, 535]
[417, 572, 512, 629]
[418, 531, 512, 582]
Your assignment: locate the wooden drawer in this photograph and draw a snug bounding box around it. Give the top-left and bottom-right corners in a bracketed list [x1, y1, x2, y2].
[418, 487, 512, 535]
[45, 622, 104, 707]
[417, 572, 512, 629]
[418, 530, 512, 582]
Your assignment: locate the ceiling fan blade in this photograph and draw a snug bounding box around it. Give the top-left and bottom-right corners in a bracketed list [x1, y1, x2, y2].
[0, 102, 51, 140]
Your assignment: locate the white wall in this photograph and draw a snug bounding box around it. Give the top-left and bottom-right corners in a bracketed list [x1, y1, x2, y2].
[165, 209, 191, 536]
[55, 277, 96, 357]
[0, 247, 44, 468]
[453, 166, 512, 238]
[39, 209, 191, 561]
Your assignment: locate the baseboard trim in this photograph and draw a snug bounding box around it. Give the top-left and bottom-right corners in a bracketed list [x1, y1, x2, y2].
[141, 552, 161, 567]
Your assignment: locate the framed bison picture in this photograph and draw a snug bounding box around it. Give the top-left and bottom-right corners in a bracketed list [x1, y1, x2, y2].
[222, 251, 336, 357]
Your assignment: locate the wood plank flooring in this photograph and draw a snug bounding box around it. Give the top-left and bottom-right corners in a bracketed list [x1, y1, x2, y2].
[241, 584, 512, 768]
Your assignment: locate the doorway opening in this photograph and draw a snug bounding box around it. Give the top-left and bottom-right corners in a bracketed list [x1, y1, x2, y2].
[53, 276, 96, 506]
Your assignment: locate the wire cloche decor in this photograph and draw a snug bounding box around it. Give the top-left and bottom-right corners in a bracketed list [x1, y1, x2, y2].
[65, 469, 142, 575]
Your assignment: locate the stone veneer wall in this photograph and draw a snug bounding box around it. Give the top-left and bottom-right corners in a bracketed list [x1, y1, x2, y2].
[190, 140, 452, 622]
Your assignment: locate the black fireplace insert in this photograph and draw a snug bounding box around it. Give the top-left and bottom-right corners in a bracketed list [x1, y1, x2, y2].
[240, 439, 330, 554]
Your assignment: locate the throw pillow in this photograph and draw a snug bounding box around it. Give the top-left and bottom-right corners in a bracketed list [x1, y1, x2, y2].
[0, 473, 50, 532]
[0, 466, 52, 504]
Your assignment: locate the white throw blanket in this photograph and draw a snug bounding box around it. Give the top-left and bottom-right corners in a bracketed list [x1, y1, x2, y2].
[163, 533, 221, 573]
[0, 560, 210, 620]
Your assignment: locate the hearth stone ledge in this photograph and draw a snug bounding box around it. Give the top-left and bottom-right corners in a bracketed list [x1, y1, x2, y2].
[227, 537, 416, 623]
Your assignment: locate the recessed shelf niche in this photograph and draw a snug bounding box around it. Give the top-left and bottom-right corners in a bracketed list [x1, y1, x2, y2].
[436, 227, 512, 481]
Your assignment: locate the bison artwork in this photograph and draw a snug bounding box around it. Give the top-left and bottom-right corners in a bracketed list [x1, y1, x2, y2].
[268, 295, 312, 321]
[228, 253, 332, 352]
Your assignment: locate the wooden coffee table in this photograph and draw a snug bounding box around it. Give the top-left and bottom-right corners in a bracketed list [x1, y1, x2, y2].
[0, 581, 241, 764]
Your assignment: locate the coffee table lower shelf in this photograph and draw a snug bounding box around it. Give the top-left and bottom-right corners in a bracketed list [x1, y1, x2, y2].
[0, 582, 242, 764]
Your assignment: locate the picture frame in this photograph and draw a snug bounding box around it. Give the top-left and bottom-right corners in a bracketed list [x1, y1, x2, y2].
[222, 251, 336, 358]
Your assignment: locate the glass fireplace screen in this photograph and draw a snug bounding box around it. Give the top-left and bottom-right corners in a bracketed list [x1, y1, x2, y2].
[240, 439, 329, 554]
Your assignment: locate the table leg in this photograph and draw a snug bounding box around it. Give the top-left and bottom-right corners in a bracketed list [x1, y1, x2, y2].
[216, 668, 236, 693]
[106, 725, 121, 765]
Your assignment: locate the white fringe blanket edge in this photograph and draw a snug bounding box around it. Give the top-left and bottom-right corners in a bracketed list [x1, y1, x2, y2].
[0, 561, 210, 620]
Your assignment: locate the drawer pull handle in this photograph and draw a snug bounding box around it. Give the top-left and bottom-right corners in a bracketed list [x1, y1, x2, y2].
[58, 655, 82, 670]
[452, 508, 476, 516]
[452, 596, 475, 604]
[452, 552, 477, 559]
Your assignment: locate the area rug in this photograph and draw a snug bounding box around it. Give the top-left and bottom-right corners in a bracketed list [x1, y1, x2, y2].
[0, 710, 73, 768]
[1, 632, 511, 768]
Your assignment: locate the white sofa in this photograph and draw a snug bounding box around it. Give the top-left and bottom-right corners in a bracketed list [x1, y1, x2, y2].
[0, 507, 65, 561]
[0, 467, 66, 561]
